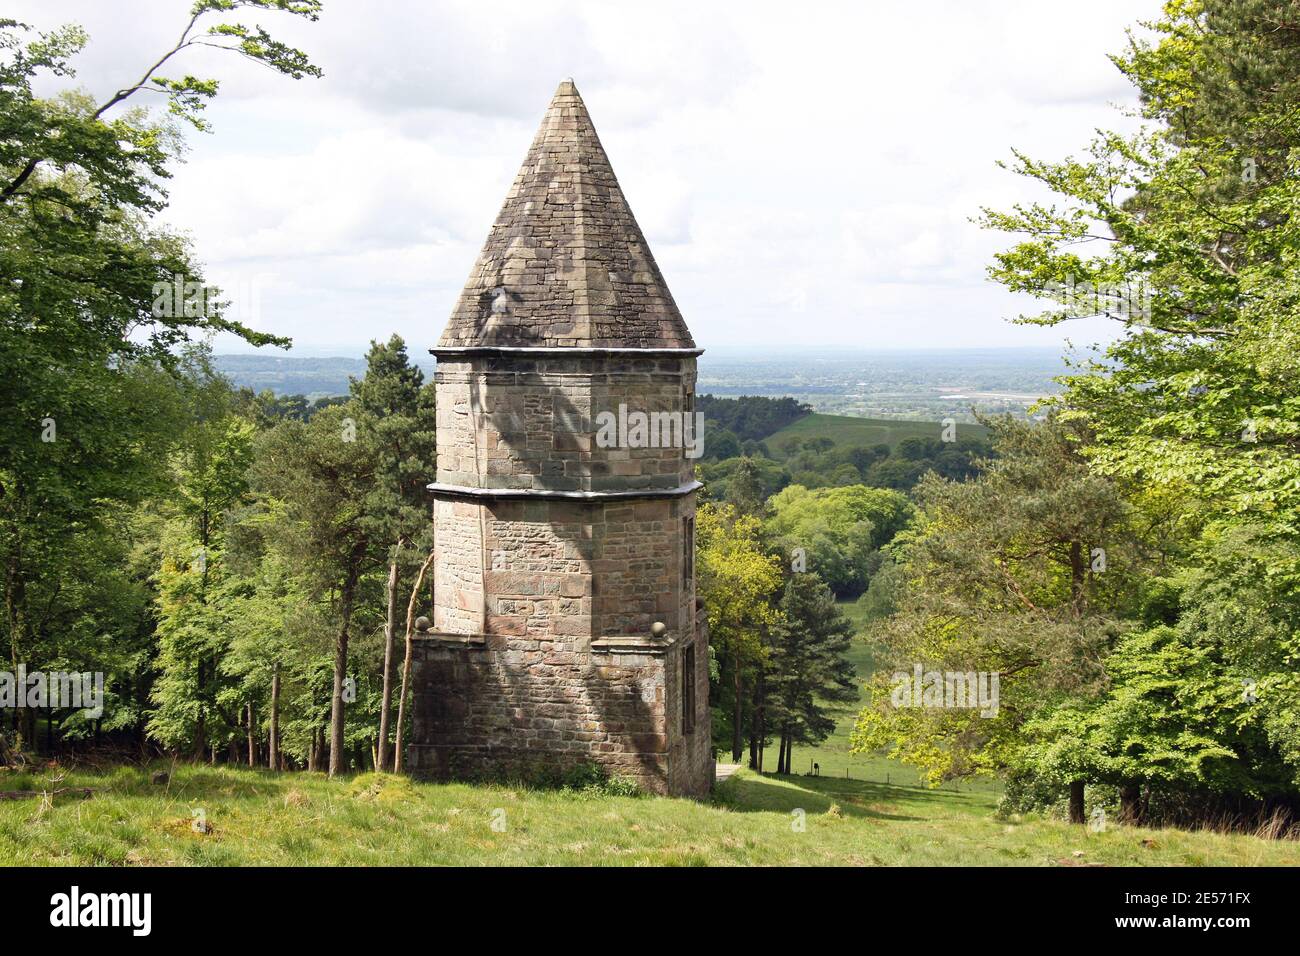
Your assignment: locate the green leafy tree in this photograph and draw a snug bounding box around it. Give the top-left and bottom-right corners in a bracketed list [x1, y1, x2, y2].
[696, 503, 782, 762]
[980, 0, 1300, 541]
[766, 484, 912, 597]
[0, 4, 320, 751]
[723, 456, 766, 514]
[977, 0, 1300, 824]
[851, 417, 1139, 791]
[252, 405, 380, 776]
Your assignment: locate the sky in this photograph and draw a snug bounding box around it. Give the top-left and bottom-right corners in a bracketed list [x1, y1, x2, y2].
[13, 0, 1164, 356]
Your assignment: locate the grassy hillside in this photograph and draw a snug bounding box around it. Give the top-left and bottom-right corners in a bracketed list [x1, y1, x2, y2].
[767, 413, 990, 455]
[4, 598, 1296, 866]
[1, 762, 1295, 866]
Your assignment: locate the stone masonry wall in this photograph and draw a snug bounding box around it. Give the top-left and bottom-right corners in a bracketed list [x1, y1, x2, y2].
[433, 354, 697, 493]
[416, 351, 710, 796]
[415, 495, 708, 795]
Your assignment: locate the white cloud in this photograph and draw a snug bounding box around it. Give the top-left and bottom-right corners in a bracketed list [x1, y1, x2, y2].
[9, 0, 1161, 354]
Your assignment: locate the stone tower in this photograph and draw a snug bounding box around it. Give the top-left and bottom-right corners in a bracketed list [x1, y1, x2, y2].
[409, 79, 712, 797]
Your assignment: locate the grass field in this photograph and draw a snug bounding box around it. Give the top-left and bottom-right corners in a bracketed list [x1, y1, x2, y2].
[1, 762, 1295, 866]
[767, 412, 991, 455]
[3, 595, 1296, 866]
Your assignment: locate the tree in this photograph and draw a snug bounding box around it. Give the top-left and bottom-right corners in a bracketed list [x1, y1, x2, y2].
[766, 484, 912, 597]
[253, 405, 380, 776]
[695, 503, 782, 762]
[766, 571, 857, 774]
[149, 390, 258, 758]
[851, 416, 1138, 787]
[393, 548, 436, 773]
[348, 336, 435, 771]
[724, 456, 766, 514]
[977, 0, 1300, 824]
[0, 3, 320, 754]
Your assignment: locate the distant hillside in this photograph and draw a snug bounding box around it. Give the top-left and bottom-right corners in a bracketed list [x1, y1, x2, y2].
[767, 413, 991, 455]
[213, 354, 434, 400]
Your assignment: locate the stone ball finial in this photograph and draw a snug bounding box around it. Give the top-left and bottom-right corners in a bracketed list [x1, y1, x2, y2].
[414, 616, 431, 633]
[650, 621, 667, 639]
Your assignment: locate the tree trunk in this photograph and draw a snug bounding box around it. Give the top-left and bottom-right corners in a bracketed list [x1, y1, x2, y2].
[5, 551, 25, 677]
[1119, 783, 1142, 825]
[269, 665, 281, 771]
[21, 706, 35, 755]
[747, 670, 761, 770]
[247, 702, 256, 767]
[377, 549, 402, 772]
[731, 654, 744, 763]
[1069, 539, 1086, 606]
[328, 572, 359, 778]
[307, 729, 319, 772]
[394, 549, 436, 774]
[193, 659, 207, 761]
[1068, 780, 1085, 824]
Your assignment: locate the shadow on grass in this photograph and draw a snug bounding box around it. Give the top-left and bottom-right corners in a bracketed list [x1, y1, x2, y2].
[716, 770, 994, 822]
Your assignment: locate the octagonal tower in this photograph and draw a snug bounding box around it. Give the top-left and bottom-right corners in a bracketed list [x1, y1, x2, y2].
[408, 79, 712, 796]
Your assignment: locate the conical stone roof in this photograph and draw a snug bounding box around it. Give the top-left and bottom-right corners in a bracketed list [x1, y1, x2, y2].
[437, 79, 695, 350]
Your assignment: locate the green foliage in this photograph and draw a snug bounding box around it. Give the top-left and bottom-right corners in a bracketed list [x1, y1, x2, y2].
[766, 484, 912, 597]
[699, 454, 789, 504]
[851, 416, 1138, 785]
[0, 3, 321, 757]
[696, 395, 811, 451]
[981, 0, 1300, 541]
[696, 503, 782, 755]
[947, 0, 1300, 820]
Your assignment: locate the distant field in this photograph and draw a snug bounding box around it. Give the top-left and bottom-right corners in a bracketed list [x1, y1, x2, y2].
[766, 413, 991, 455]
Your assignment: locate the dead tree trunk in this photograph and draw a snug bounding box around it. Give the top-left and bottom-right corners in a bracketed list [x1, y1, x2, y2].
[393, 549, 436, 774]
[377, 543, 405, 772]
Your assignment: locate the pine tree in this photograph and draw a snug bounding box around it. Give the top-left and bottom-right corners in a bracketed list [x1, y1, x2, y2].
[252, 405, 380, 776]
[348, 336, 435, 770]
[766, 571, 857, 775]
